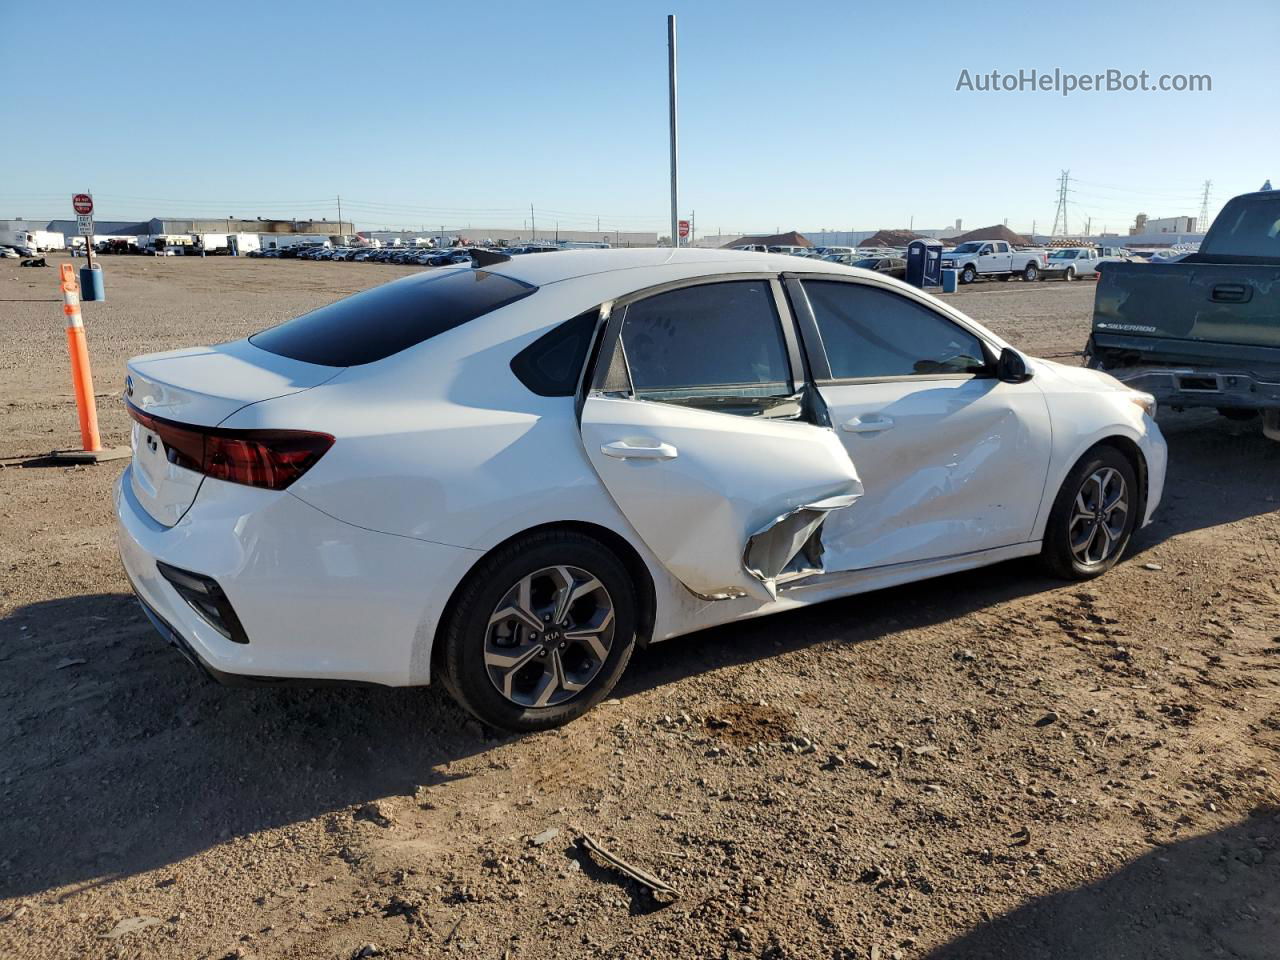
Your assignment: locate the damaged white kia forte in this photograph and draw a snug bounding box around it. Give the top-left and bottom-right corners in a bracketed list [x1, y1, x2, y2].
[117, 249, 1166, 729]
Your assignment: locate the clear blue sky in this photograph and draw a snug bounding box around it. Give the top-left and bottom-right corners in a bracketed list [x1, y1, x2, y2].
[3, 1, 1275, 237]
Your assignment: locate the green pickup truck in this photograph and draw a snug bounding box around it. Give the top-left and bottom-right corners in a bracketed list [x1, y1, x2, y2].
[1088, 189, 1280, 441]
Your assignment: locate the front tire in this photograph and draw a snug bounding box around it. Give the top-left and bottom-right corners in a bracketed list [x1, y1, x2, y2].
[439, 530, 637, 731]
[1065, 267, 1076, 282]
[960, 265, 977, 285]
[1041, 445, 1138, 580]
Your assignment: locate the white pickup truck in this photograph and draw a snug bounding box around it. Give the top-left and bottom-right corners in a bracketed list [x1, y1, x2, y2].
[941, 240, 1046, 284]
[1040, 245, 1131, 281]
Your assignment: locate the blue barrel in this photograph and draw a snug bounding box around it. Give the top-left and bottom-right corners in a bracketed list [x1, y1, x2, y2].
[80, 266, 105, 302]
[941, 269, 958, 294]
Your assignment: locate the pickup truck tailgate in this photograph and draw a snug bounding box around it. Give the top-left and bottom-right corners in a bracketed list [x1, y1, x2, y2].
[1095, 261, 1280, 350]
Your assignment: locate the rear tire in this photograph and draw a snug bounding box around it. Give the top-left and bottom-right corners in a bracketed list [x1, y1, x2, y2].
[1040, 445, 1139, 580]
[439, 530, 637, 731]
[1023, 262, 1039, 281]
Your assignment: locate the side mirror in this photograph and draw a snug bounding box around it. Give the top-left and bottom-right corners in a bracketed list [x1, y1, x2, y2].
[997, 347, 1033, 383]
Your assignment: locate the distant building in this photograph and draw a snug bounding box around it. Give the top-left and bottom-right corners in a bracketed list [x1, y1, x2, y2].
[362, 228, 656, 248]
[1130, 213, 1198, 235]
[42, 216, 356, 238]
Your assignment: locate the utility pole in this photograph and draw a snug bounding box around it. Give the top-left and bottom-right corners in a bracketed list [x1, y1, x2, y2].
[690, 209, 695, 246]
[1032, 219, 1037, 236]
[1198, 180, 1212, 232]
[336, 195, 342, 236]
[667, 14, 680, 248]
[1051, 170, 1071, 236]
[530, 204, 536, 242]
[1084, 216, 1092, 237]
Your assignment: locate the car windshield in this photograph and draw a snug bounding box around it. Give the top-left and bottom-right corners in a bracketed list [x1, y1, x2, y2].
[853, 258, 879, 268]
[250, 269, 536, 366]
[951, 242, 983, 253]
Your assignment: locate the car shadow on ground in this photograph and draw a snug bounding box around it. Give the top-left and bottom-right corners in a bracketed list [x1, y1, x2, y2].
[1129, 408, 1280, 556]
[0, 555, 1128, 902]
[923, 806, 1279, 959]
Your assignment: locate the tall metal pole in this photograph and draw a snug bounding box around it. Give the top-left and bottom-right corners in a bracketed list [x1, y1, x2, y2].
[667, 15, 679, 249]
[530, 203, 536, 242]
[85, 189, 96, 271]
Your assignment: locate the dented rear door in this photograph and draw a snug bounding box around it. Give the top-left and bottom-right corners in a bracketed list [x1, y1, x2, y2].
[578, 276, 862, 602]
[580, 395, 862, 601]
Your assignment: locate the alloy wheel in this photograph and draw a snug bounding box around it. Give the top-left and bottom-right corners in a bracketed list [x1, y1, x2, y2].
[484, 565, 615, 708]
[1068, 467, 1129, 566]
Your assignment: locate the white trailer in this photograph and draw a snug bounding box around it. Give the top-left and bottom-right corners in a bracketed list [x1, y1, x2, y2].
[32, 230, 66, 251]
[0, 227, 37, 255]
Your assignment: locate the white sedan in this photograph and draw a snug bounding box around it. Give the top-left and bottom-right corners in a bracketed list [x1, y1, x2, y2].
[117, 249, 1166, 730]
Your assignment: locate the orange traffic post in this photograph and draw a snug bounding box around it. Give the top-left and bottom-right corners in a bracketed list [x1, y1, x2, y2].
[51, 264, 127, 463]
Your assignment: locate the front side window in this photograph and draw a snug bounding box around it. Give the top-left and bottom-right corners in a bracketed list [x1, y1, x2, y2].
[608, 280, 793, 411]
[803, 280, 989, 380]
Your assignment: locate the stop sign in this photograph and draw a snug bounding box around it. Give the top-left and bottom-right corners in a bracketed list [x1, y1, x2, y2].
[72, 194, 93, 216]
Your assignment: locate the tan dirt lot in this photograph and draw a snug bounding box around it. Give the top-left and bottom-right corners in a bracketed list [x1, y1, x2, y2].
[1, 256, 1277, 960]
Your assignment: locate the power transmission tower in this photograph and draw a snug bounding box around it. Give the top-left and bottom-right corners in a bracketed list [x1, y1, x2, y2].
[1198, 180, 1212, 232]
[1051, 170, 1072, 237]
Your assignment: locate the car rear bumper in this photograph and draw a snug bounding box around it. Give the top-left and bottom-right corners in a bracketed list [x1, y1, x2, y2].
[116, 466, 480, 686]
[1100, 366, 1280, 411]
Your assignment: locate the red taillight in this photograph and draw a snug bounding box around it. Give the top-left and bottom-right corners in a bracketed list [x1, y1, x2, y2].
[127, 401, 333, 491]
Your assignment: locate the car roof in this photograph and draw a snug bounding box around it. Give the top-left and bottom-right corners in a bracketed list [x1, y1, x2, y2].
[484, 247, 845, 287]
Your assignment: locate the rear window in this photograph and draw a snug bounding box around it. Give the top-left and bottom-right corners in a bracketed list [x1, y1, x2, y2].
[1200, 195, 1280, 260]
[250, 269, 536, 366]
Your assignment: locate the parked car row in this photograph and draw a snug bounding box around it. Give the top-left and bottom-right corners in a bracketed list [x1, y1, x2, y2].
[732, 241, 1148, 286]
[250, 245, 476, 266]
[248, 242, 580, 266]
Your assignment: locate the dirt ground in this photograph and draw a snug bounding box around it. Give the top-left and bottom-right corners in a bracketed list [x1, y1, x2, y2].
[1, 256, 1277, 960]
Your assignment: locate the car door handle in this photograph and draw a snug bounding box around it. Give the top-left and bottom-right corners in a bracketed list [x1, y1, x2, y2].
[1210, 283, 1251, 304]
[600, 440, 679, 461]
[841, 415, 895, 434]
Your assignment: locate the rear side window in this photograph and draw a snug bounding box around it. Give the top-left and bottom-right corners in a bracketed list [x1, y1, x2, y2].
[250, 269, 536, 366]
[615, 280, 791, 400]
[803, 280, 988, 379]
[1200, 196, 1280, 259]
[510, 309, 598, 397]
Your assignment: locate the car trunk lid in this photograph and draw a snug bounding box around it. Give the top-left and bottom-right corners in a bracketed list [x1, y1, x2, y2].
[125, 340, 338, 526]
